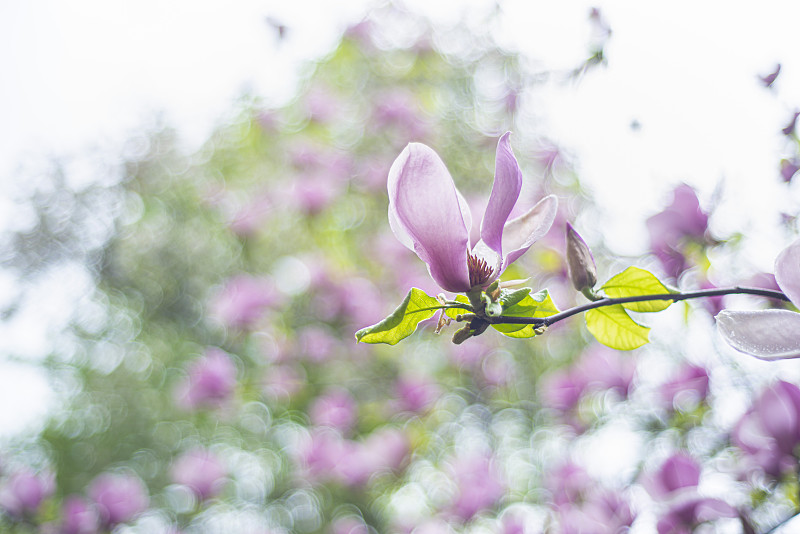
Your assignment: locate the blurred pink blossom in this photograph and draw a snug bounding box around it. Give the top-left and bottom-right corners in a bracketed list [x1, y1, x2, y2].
[394, 375, 441, 414]
[330, 516, 369, 534]
[88, 473, 149, 527]
[211, 275, 281, 330]
[656, 498, 736, 534]
[298, 427, 408, 488]
[646, 184, 710, 280]
[298, 326, 339, 363]
[447, 453, 505, 521]
[170, 448, 227, 500]
[643, 453, 701, 501]
[0, 468, 54, 518]
[262, 364, 306, 402]
[545, 462, 593, 507]
[780, 158, 800, 183]
[732, 380, 800, 477]
[176, 348, 237, 410]
[59, 496, 99, 534]
[310, 389, 358, 433]
[557, 490, 635, 534]
[660, 364, 709, 412]
[228, 194, 272, 237]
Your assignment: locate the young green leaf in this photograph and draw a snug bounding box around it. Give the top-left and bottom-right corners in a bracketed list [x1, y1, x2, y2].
[492, 289, 560, 338]
[355, 288, 442, 345]
[585, 303, 650, 350]
[444, 295, 473, 320]
[601, 266, 673, 312]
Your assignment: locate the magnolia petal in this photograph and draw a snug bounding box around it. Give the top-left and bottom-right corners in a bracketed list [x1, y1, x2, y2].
[388, 143, 471, 293]
[775, 237, 800, 306]
[501, 194, 558, 271]
[455, 187, 473, 245]
[716, 309, 800, 360]
[480, 132, 522, 257]
[470, 239, 503, 285]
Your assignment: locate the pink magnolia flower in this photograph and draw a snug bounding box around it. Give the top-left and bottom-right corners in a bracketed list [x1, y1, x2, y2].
[387, 132, 557, 293]
[170, 448, 227, 500]
[732, 380, 800, 477]
[88, 473, 149, 527]
[643, 453, 701, 501]
[660, 364, 709, 411]
[309, 389, 358, 433]
[175, 348, 237, 410]
[646, 184, 710, 280]
[656, 498, 736, 534]
[716, 237, 800, 359]
[211, 275, 281, 330]
[59, 496, 99, 534]
[0, 469, 54, 517]
[447, 453, 506, 521]
[394, 375, 441, 414]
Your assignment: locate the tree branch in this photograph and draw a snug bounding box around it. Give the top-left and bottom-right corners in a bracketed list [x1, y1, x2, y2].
[482, 286, 790, 327]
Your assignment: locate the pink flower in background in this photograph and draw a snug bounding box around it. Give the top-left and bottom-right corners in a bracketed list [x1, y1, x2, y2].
[557, 489, 635, 534]
[643, 453, 701, 501]
[545, 462, 635, 533]
[176, 348, 237, 410]
[646, 184, 710, 280]
[780, 158, 800, 183]
[656, 498, 736, 534]
[336, 428, 409, 486]
[59, 496, 99, 534]
[330, 516, 369, 534]
[371, 89, 430, 141]
[211, 275, 281, 329]
[448, 453, 505, 521]
[573, 346, 635, 398]
[0, 469, 54, 517]
[228, 194, 272, 237]
[309, 389, 358, 433]
[540, 370, 584, 413]
[782, 110, 800, 137]
[88, 473, 149, 527]
[394, 375, 441, 414]
[732, 380, 800, 477]
[262, 364, 306, 402]
[304, 86, 340, 123]
[388, 132, 557, 292]
[297, 427, 408, 488]
[540, 346, 636, 424]
[298, 326, 338, 362]
[545, 462, 593, 507]
[660, 364, 709, 411]
[716, 237, 800, 359]
[170, 449, 227, 500]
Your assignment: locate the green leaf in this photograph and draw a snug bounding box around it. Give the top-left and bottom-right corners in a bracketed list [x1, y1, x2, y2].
[497, 287, 532, 309]
[355, 288, 442, 345]
[601, 266, 673, 312]
[444, 295, 472, 320]
[585, 303, 650, 350]
[492, 289, 560, 339]
[485, 287, 531, 317]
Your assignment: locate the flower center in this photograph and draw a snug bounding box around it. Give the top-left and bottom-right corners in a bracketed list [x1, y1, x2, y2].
[467, 253, 494, 287]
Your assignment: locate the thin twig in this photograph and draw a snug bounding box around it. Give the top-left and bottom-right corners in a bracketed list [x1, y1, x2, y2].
[482, 286, 790, 327]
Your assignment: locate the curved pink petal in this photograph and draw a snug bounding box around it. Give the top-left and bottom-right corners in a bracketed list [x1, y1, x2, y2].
[501, 194, 558, 271]
[758, 381, 800, 454]
[716, 309, 800, 360]
[388, 143, 471, 293]
[775, 237, 800, 306]
[480, 132, 522, 257]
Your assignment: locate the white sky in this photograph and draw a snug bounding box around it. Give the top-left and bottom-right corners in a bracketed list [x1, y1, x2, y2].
[1, 0, 799, 436]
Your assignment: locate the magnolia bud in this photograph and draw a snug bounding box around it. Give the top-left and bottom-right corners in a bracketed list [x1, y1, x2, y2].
[566, 223, 598, 296]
